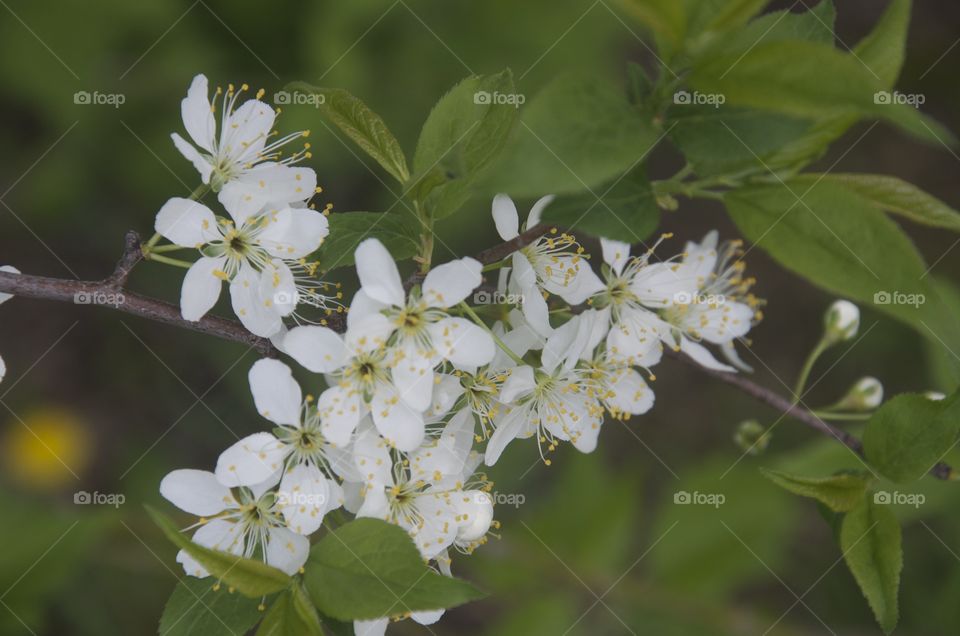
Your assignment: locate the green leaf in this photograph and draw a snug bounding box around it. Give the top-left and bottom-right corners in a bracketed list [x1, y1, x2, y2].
[158, 578, 263, 636]
[863, 392, 960, 483]
[303, 518, 485, 621]
[699, 0, 835, 55]
[412, 70, 519, 220]
[542, 168, 660, 241]
[314, 211, 420, 269]
[685, 0, 770, 40]
[486, 73, 658, 197]
[852, 0, 911, 90]
[256, 585, 323, 636]
[289, 83, 409, 183]
[794, 173, 960, 233]
[616, 0, 687, 52]
[840, 497, 902, 634]
[760, 469, 873, 512]
[689, 40, 954, 145]
[724, 179, 960, 354]
[147, 507, 292, 598]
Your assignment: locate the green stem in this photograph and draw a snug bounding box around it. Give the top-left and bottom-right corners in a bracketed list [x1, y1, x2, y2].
[793, 338, 829, 404]
[147, 254, 193, 269]
[482, 261, 505, 273]
[811, 411, 871, 421]
[149, 244, 190, 254]
[459, 302, 525, 366]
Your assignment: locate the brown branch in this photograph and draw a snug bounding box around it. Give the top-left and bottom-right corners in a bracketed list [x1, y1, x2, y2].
[0, 226, 953, 481]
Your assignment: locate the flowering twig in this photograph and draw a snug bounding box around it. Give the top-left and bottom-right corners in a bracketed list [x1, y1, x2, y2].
[0, 225, 952, 480]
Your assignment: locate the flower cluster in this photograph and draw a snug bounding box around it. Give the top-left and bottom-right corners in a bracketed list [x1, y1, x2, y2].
[154, 74, 336, 338]
[156, 76, 764, 636]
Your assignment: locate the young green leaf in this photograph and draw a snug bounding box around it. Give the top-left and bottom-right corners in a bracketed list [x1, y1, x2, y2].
[689, 40, 954, 145]
[724, 179, 960, 356]
[147, 507, 292, 598]
[697, 0, 835, 57]
[313, 211, 420, 270]
[761, 469, 873, 512]
[685, 0, 770, 42]
[853, 0, 911, 89]
[303, 518, 485, 621]
[486, 73, 658, 197]
[288, 83, 409, 184]
[793, 173, 960, 233]
[256, 585, 323, 636]
[615, 0, 687, 53]
[158, 578, 264, 636]
[840, 496, 902, 634]
[542, 169, 659, 241]
[863, 392, 960, 483]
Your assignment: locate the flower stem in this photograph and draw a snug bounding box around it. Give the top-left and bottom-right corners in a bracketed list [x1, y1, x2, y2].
[147, 254, 193, 269]
[811, 411, 871, 421]
[793, 338, 829, 404]
[459, 302, 525, 366]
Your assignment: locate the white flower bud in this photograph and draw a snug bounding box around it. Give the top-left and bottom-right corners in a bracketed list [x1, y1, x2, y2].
[835, 376, 884, 411]
[824, 300, 860, 343]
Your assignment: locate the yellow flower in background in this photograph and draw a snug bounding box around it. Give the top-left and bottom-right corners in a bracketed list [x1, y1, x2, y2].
[2, 407, 92, 489]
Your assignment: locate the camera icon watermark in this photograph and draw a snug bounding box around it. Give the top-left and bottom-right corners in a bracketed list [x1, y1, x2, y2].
[74, 490, 125, 508]
[74, 291, 125, 307]
[473, 91, 526, 108]
[273, 91, 325, 108]
[673, 90, 726, 108]
[74, 91, 126, 109]
[672, 291, 726, 306]
[490, 491, 525, 508]
[673, 490, 725, 508]
[873, 290, 925, 308]
[874, 490, 925, 508]
[874, 90, 925, 108]
[277, 491, 328, 507]
[473, 290, 524, 305]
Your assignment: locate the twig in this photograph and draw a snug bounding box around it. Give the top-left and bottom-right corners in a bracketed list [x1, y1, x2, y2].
[0, 226, 953, 480]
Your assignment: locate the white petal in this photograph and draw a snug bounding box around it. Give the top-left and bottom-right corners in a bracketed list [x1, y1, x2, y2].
[353, 426, 394, 486]
[500, 365, 535, 403]
[456, 490, 494, 542]
[354, 618, 389, 636]
[278, 463, 336, 535]
[171, 133, 213, 184]
[284, 325, 347, 373]
[551, 260, 604, 305]
[429, 318, 495, 368]
[180, 256, 226, 322]
[606, 366, 654, 415]
[230, 263, 283, 338]
[355, 239, 404, 306]
[160, 469, 235, 516]
[0, 354, 5, 384]
[412, 609, 445, 626]
[680, 337, 736, 372]
[221, 165, 316, 220]
[265, 526, 310, 575]
[492, 193, 520, 241]
[215, 432, 288, 487]
[156, 198, 218, 248]
[427, 374, 465, 420]
[390, 341, 435, 413]
[410, 408, 474, 481]
[317, 385, 364, 446]
[345, 313, 395, 354]
[255, 204, 328, 259]
[422, 257, 482, 308]
[510, 252, 538, 289]
[221, 99, 276, 165]
[484, 405, 529, 466]
[181, 74, 216, 152]
[371, 383, 425, 452]
[601, 238, 631, 276]
[347, 290, 388, 330]
[258, 259, 298, 317]
[249, 358, 302, 426]
[631, 262, 698, 308]
[0, 265, 20, 305]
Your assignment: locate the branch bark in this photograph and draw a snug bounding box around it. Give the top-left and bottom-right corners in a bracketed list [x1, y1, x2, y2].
[0, 227, 952, 480]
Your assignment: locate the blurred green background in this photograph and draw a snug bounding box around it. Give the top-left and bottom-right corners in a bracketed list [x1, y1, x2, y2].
[1, 0, 959, 634]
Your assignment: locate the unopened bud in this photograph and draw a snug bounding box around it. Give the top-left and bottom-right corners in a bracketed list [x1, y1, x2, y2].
[824, 300, 859, 344]
[835, 377, 884, 411]
[734, 420, 771, 455]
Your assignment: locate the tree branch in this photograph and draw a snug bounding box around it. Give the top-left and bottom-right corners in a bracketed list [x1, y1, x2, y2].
[0, 226, 952, 480]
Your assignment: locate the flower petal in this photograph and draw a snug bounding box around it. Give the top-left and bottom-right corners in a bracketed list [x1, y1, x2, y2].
[160, 469, 235, 516]
[526, 194, 555, 228]
[171, 133, 213, 184]
[278, 463, 337, 535]
[156, 198, 218, 248]
[492, 194, 520, 241]
[371, 383, 424, 452]
[180, 74, 216, 152]
[0, 265, 20, 305]
[601, 238, 631, 276]
[283, 325, 347, 373]
[422, 257, 482, 308]
[679, 337, 736, 372]
[249, 358, 302, 426]
[429, 318, 495, 368]
[355, 239, 404, 306]
[215, 432, 288, 487]
[230, 263, 283, 338]
[500, 365, 535, 403]
[317, 385, 363, 446]
[180, 256, 225, 321]
[255, 205, 329, 260]
[265, 526, 310, 575]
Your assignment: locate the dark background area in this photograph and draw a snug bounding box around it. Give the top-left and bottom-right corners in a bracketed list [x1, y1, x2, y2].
[0, 1, 958, 634]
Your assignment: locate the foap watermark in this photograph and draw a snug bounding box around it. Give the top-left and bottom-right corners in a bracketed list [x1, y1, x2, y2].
[673, 291, 726, 306]
[277, 491, 328, 507]
[473, 290, 524, 305]
[74, 91, 126, 108]
[873, 290, 925, 308]
[673, 90, 726, 108]
[874, 490, 925, 509]
[274, 90, 326, 108]
[673, 490, 725, 508]
[874, 90, 925, 108]
[74, 490, 125, 508]
[474, 90, 525, 108]
[489, 491, 525, 508]
[74, 291, 125, 307]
